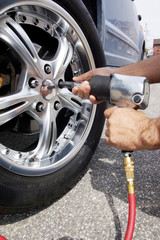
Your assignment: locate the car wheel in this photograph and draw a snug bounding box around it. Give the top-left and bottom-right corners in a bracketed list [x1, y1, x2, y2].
[0, 0, 106, 213]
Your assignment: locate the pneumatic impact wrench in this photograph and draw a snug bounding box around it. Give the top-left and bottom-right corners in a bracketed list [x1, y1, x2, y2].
[50, 74, 150, 240]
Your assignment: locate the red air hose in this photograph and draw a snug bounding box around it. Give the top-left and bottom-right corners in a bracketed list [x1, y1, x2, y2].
[0, 236, 7, 240]
[124, 193, 136, 240]
[123, 152, 136, 240]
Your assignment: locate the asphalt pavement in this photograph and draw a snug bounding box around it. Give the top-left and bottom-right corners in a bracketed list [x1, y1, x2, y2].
[0, 84, 160, 240]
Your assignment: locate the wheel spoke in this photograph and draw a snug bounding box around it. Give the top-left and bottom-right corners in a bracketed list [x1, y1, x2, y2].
[33, 105, 57, 158]
[0, 16, 43, 77]
[59, 89, 82, 114]
[0, 90, 38, 125]
[52, 37, 73, 79]
[59, 90, 92, 122]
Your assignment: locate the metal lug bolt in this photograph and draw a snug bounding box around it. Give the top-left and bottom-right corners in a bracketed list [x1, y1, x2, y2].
[33, 18, 39, 25]
[54, 101, 61, 110]
[36, 102, 44, 112]
[64, 134, 69, 139]
[68, 123, 72, 128]
[18, 152, 22, 158]
[56, 141, 60, 146]
[29, 158, 34, 163]
[74, 70, 79, 76]
[71, 58, 75, 64]
[44, 64, 51, 74]
[29, 78, 39, 88]
[44, 24, 50, 31]
[20, 15, 27, 23]
[6, 148, 10, 155]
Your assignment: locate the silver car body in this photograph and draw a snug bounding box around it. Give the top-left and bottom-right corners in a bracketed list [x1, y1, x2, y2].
[96, 0, 144, 67]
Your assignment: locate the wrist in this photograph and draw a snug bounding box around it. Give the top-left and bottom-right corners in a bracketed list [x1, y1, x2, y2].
[141, 118, 160, 150]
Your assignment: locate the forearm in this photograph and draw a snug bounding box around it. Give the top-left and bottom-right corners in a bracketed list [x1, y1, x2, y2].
[110, 55, 160, 84]
[141, 118, 160, 150]
[72, 55, 160, 102]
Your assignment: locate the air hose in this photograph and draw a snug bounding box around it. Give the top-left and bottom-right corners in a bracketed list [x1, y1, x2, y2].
[0, 235, 7, 240]
[123, 152, 136, 240]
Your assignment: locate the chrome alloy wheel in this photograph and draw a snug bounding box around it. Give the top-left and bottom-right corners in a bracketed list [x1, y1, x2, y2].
[0, 0, 96, 176]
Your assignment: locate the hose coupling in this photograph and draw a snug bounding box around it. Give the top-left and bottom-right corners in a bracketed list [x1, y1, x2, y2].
[123, 152, 135, 194]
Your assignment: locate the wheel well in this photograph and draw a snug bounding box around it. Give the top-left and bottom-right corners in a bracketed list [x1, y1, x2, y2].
[82, 0, 97, 25]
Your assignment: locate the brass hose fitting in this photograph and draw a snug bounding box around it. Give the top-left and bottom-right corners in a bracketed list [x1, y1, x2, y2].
[123, 152, 135, 194]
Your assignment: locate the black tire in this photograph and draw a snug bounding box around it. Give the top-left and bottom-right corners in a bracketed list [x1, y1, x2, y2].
[0, 0, 106, 214]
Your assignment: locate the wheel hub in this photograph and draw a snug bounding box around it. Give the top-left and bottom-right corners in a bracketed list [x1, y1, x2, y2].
[41, 79, 56, 100]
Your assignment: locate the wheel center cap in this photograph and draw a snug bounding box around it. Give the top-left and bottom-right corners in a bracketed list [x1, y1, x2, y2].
[41, 79, 56, 100]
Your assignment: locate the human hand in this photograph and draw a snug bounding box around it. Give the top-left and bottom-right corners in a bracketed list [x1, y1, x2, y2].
[72, 68, 113, 104]
[104, 107, 159, 151]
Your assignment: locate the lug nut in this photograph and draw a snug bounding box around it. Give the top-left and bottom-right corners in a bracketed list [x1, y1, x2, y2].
[44, 64, 51, 74]
[54, 101, 61, 110]
[29, 78, 39, 88]
[36, 102, 44, 112]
